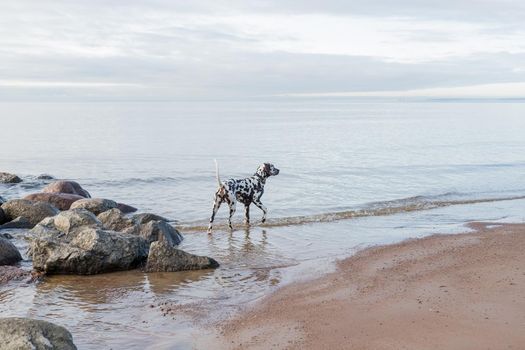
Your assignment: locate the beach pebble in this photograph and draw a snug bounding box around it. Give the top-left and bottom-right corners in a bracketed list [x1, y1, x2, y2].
[145, 241, 219, 272]
[0, 172, 22, 184]
[0, 317, 77, 350]
[42, 180, 91, 198]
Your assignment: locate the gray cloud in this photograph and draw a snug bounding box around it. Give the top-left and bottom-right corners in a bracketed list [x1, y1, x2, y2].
[1, 0, 524, 100]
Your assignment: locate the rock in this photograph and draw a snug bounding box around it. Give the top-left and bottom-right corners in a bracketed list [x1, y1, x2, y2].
[0, 216, 32, 229]
[0, 237, 22, 265]
[132, 212, 171, 225]
[0, 207, 6, 225]
[1, 232, 13, 239]
[145, 241, 219, 272]
[1, 199, 59, 228]
[31, 227, 148, 274]
[37, 174, 54, 180]
[116, 202, 138, 213]
[97, 208, 134, 231]
[0, 195, 6, 204]
[52, 209, 102, 234]
[0, 172, 22, 184]
[126, 220, 183, 246]
[70, 198, 117, 215]
[23, 193, 84, 211]
[0, 317, 77, 350]
[0, 266, 29, 284]
[42, 180, 91, 198]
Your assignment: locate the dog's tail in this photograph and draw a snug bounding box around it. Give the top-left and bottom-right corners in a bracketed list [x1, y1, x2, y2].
[214, 159, 222, 187]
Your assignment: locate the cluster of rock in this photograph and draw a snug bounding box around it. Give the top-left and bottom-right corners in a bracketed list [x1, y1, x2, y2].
[1, 176, 219, 277]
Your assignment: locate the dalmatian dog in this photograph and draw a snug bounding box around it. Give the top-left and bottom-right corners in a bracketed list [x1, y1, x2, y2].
[208, 160, 280, 233]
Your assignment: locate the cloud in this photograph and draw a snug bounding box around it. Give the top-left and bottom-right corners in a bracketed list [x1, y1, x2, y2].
[1, 1, 524, 100]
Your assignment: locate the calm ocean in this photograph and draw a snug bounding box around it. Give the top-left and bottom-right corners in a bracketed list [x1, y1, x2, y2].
[2, 99, 525, 348]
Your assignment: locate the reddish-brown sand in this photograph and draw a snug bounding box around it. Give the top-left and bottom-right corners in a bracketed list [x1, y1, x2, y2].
[217, 222, 525, 350]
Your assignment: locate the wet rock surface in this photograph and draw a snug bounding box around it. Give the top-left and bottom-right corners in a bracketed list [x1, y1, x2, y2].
[31, 226, 148, 275]
[145, 241, 219, 272]
[0, 172, 22, 184]
[116, 202, 138, 213]
[1, 199, 59, 228]
[0, 237, 22, 265]
[0, 216, 32, 229]
[126, 220, 183, 246]
[70, 198, 118, 215]
[0, 317, 77, 350]
[97, 208, 134, 231]
[0, 265, 30, 284]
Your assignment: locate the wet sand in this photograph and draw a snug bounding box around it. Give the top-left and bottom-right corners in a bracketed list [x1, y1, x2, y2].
[218, 222, 525, 350]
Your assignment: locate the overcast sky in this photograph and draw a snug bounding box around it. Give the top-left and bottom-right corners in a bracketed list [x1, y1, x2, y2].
[1, 0, 525, 100]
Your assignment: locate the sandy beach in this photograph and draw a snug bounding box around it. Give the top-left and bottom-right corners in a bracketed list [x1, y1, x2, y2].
[218, 222, 525, 350]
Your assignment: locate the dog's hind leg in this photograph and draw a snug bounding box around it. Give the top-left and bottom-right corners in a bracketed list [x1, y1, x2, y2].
[252, 199, 267, 223]
[244, 204, 250, 225]
[207, 194, 223, 233]
[225, 197, 236, 230]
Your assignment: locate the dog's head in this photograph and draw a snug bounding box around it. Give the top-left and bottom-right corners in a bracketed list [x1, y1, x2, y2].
[256, 163, 280, 178]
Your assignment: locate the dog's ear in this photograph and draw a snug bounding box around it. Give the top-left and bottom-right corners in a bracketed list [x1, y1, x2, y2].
[263, 163, 271, 176]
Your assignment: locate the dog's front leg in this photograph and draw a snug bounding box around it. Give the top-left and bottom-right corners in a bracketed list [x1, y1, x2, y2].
[226, 198, 236, 230]
[252, 199, 267, 223]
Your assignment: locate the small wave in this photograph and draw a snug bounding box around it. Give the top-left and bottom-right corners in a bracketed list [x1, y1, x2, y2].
[178, 193, 525, 232]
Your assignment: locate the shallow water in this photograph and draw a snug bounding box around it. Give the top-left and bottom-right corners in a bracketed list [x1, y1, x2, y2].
[1, 100, 525, 348]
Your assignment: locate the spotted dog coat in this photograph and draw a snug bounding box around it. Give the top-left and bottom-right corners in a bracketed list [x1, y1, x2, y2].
[208, 161, 280, 232]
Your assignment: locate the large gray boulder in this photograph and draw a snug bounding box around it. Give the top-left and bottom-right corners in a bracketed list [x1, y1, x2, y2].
[125, 220, 183, 246]
[0, 172, 22, 184]
[97, 208, 134, 231]
[0, 317, 77, 350]
[31, 226, 148, 275]
[1, 199, 59, 228]
[145, 241, 219, 272]
[0, 237, 22, 265]
[70, 198, 117, 215]
[23, 193, 84, 211]
[30, 209, 103, 237]
[42, 180, 90, 198]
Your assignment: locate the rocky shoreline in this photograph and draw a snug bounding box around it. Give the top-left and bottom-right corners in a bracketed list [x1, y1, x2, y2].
[0, 171, 220, 349]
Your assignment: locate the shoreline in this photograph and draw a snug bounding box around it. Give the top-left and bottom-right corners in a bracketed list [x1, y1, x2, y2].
[215, 222, 525, 349]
